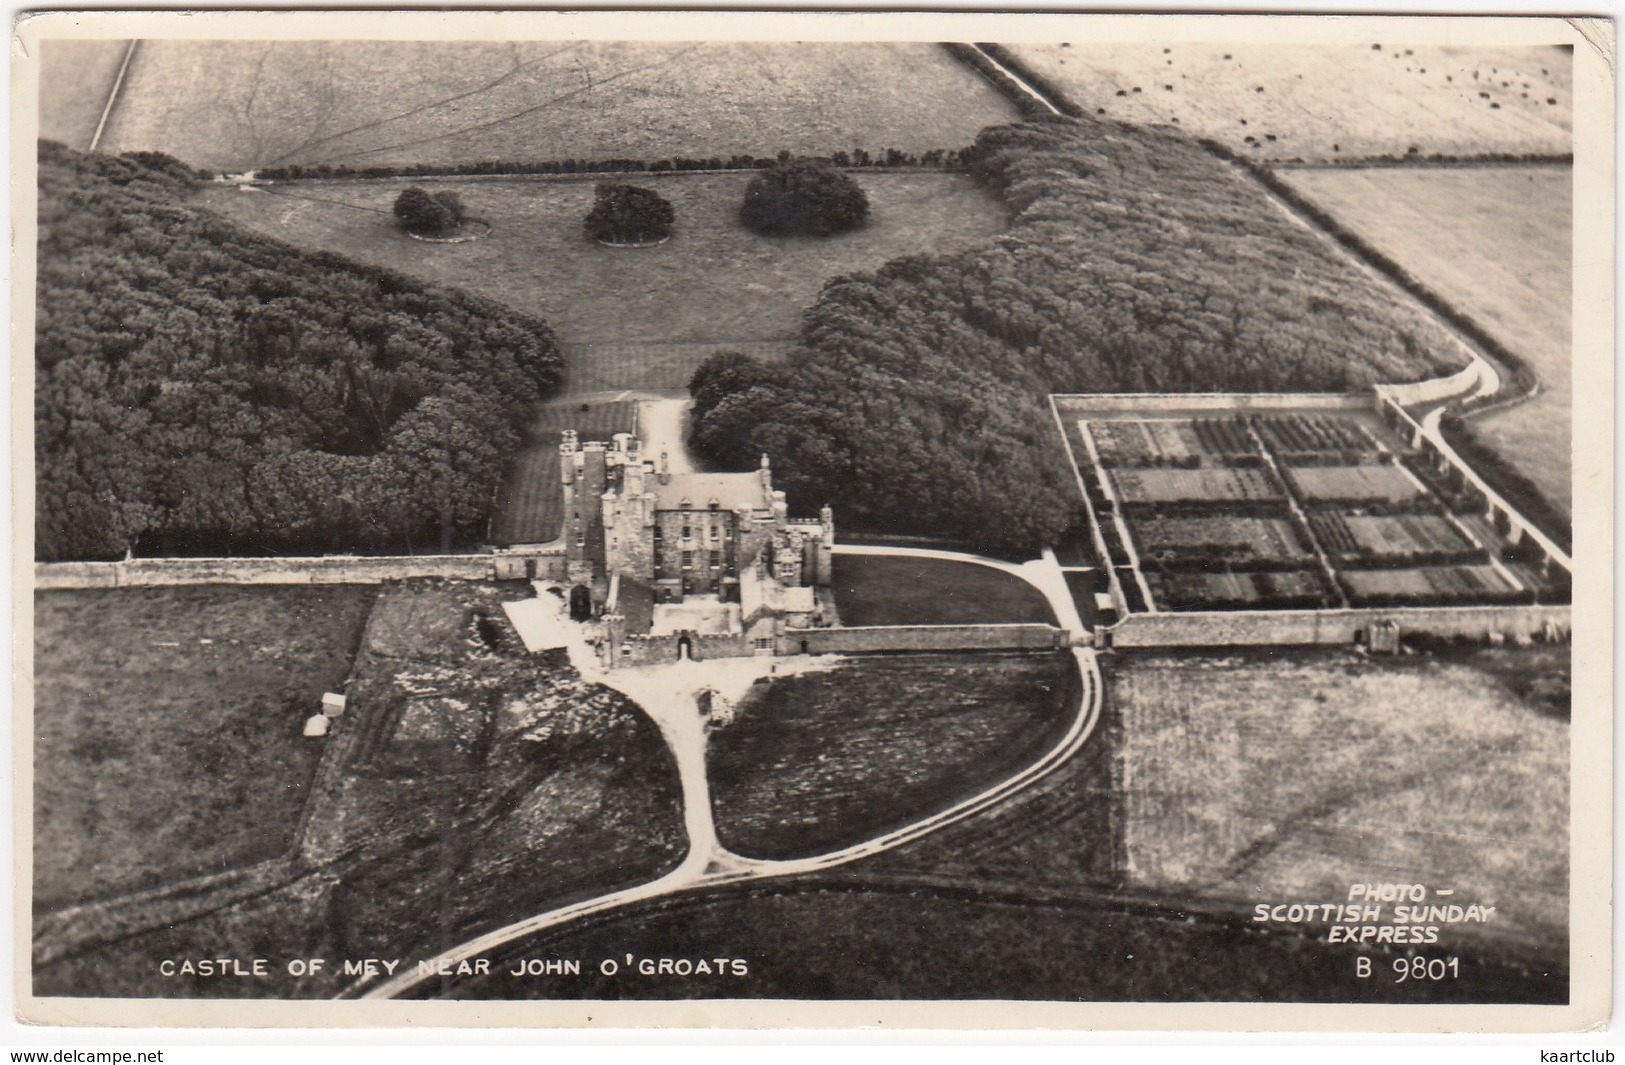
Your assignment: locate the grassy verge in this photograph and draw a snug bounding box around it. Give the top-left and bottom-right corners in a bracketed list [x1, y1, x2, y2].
[709, 652, 1076, 860]
[830, 554, 1055, 626]
[32, 586, 377, 910]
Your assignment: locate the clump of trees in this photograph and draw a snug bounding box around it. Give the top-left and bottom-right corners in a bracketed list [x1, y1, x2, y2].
[35, 142, 563, 560]
[583, 183, 674, 245]
[739, 159, 869, 237]
[689, 119, 1464, 554]
[392, 187, 467, 237]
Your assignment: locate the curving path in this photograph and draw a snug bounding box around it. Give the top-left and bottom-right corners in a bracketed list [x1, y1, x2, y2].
[354, 544, 1100, 999]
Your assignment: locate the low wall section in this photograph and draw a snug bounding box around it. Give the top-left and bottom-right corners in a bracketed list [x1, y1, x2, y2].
[1107, 604, 1569, 649]
[1052, 392, 1368, 416]
[781, 623, 1065, 655]
[36, 548, 566, 589]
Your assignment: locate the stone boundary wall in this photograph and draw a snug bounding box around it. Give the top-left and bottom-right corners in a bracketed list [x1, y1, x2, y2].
[781, 623, 1065, 655]
[1052, 392, 1369, 416]
[36, 549, 566, 589]
[1107, 604, 1570, 649]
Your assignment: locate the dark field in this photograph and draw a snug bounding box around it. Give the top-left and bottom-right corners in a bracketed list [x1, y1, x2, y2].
[203, 171, 1008, 395]
[830, 554, 1055, 627]
[439, 878, 1564, 1003]
[32, 585, 376, 910]
[709, 653, 1076, 860]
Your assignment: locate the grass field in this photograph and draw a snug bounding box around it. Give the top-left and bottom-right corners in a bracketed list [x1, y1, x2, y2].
[36, 581, 689, 997]
[1010, 43, 1571, 163]
[1108, 648, 1568, 964]
[36, 40, 131, 150]
[491, 398, 637, 545]
[1279, 165, 1572, 520]
[202, 170, 1008, 393]
[709, 653, 1076, 860]
[79, 40, 1019, 173]
[442, 879, 1562, 1002]
[32, 586, 376, 910]
[830, 555, 1055, 626]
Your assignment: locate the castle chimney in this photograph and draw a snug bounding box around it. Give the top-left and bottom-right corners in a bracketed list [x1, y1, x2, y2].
[759, 453, 773, 492]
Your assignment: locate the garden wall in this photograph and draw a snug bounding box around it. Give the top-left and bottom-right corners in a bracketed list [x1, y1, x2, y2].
[36, 548, 566, 589]
[1052, 392, 1368, 416]
[1106, 604, 1570, 649]
[781, 623, 1065, 655]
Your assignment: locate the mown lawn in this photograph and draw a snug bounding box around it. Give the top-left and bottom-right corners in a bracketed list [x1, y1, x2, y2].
[709, 652, 1076, 860]
[87, 40, 1019, 173]
[202, 171, 1008, 393]
[490, 398, 637, 545]
[32, 585, 377, 909]
[1011, 42, 1571, 164]
[1280, 165, 1572, 522]
[830, 554, 1055, 626]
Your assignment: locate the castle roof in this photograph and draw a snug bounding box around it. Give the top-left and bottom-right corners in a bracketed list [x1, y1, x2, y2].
[651, 471, 769, 512]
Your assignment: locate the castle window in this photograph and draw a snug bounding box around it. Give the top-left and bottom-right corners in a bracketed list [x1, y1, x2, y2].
[710, 525, 720, 542]
[682, 525, 691, 539]
[709, 550, 721, 568]
[652, 525, 662, 539]
[682, 551, 694, 569]
[754, 637, 773, 651]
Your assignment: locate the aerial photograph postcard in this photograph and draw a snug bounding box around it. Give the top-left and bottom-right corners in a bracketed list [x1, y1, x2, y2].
[13, 9, 1613, 1031]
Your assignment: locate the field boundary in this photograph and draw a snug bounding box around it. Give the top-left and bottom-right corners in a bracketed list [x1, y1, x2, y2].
[1106, 602, 1569, 650]
[35, 549, 565, 589]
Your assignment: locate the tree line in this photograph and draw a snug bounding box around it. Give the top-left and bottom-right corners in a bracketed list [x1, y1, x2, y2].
[251, 147, 968, 183]
[36, 141, 563, 561]
[688, 119, 1465, 554]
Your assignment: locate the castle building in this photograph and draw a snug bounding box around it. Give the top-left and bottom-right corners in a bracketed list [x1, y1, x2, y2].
[560, 430, 837, 666]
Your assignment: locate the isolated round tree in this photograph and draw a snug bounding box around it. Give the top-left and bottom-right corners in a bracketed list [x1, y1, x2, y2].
[393, 187, 462, 236]
[739, 160, 869, 237]
[584, 183, 675, 245]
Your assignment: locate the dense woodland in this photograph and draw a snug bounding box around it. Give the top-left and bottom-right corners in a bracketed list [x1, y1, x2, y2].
[690, 119, 1466, 553]
[36, 142, 562, 561]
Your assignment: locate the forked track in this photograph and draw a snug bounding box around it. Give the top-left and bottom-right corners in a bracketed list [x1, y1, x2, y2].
[354, 548, 1101, 1000]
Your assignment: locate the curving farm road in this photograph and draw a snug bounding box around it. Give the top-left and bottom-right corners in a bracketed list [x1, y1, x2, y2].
[354, 545, 1100, 999]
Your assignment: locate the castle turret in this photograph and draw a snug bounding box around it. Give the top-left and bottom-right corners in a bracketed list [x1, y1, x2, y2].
[759, 453, 772, 493]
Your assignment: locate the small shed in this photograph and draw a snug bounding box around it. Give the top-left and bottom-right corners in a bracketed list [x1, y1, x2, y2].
[303, 713, 330, 738]
[321, 692, 347, 717]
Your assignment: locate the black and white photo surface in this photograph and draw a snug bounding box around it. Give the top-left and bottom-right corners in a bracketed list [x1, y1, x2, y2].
[14, 9, 1612, 1031]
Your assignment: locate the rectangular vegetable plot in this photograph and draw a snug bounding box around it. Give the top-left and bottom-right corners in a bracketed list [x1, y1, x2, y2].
[1111, 467, 1283, 506]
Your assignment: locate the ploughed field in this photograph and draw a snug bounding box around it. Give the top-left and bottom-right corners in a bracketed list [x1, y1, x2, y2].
[1278, 165, 1573, 523]
[34, 580, 687, 998]
[62, 40, 1019, 172]
[202, 170, 1008, 394]
[32, 585, 376, 909]
[1008, 42, 1571, 163]
[708, 653, 1076, 860]
[1107, 647, 1569, 970]
[1071, 411, 1565, 612]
